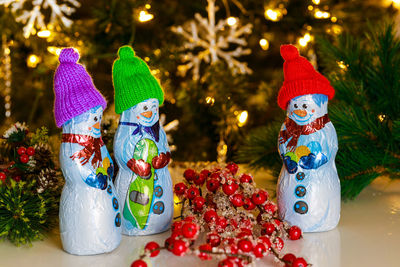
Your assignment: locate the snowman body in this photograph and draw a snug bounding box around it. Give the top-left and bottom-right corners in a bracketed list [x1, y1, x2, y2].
[114, 98, 173, 236]
[59, 106, 121, 255]
[277, 94, 340, 232]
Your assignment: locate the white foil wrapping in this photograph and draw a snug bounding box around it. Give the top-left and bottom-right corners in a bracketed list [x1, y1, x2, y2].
[277, 94, 340, 232]
[59, 106, 121, 255]
[114, 98, 173, 236]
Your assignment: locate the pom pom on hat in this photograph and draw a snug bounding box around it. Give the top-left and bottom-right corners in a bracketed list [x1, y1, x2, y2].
[280, 45, 299, 61]
[277, 44, 335, 110]
[118, 45, 135, 59]
[59, 48, 79, 63]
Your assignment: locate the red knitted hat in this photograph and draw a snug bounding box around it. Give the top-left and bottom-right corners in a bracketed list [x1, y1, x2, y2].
[277, 44, 335, 110]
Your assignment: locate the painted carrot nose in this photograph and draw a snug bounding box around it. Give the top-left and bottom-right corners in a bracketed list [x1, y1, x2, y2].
[141, 111, 153, 118]
[92, 122, 100, 129]
[294, 109, 307, 117]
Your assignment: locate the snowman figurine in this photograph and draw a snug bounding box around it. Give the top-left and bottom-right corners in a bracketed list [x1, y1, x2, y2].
[276, 45, 340, 232]
[54, 48, 121, 255]
[112, 46, 173, 235]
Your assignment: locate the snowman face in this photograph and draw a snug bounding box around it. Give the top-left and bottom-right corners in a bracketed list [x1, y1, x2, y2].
[64, 105, 103, 137]
[132, 98, 159, 127]
[287, 94, 327, 125]
[87, 106, 103, 137]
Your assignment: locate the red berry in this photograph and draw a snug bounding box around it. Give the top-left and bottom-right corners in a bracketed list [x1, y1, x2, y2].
[174, 182, 187, 195]
[239, 174, 252, 183]
[17, 147, 26, 156]
[204, 209, 218, 223]
[198, 244, 212, 260]
[262, 223, 275, 236]
[216, 216, 227, 230]
[182, 222, 199, 239]
[243, 198, 256, 210]
[13, 176, 21, 182]
[264, 203, 277, 214]
[20, 154, 29, 164]
[222, 182, 238, 195]
[131, 259, 147, 267]
[274, 237, 284, 252]
[206, 233, 221, 247]
[171, 239, 188, 256]
[183, 169, 197, 183]
[145, 241, 160, 257]
[165, 237, 174, 251]
[230, 193, 244, 207]
[238, 239, 253, 253]
[229, 244, 238, 254]
[186, 186, 200, 200]
[206, 178, 220, 192]
[218, 258, 234, 267]
[193, 196, 205, 210]
[26, 146, 35, 156]
[200, 169, 210, 177]
[253, 243, 267, 258]
[0, 172, 6, 181]
[226, 162, 239, 175]
[252, 191, 267, 205]
[274, 219, 281, 226]
[258, 236, 271, 249]
[282, 253, 296, 265]
[193, 171, 207, 185]
[171, 221, 183, 233]
[289, 225, 302, 240]
[292, 257, 308, 267]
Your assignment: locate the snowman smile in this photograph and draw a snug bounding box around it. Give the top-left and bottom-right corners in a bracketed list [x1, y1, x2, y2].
[293, 109, 307, 117]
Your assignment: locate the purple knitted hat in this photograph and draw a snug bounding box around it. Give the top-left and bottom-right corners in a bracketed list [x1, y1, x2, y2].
[53, 48, 106, 128]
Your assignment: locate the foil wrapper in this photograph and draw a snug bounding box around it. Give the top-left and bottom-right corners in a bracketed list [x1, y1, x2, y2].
[59, 106, 121, 255]
[277, 94, 340, 232]
[114, 99, 173, 236]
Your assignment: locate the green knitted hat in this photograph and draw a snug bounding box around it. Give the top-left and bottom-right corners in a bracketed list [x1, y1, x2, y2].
[112, 45, 164, 114]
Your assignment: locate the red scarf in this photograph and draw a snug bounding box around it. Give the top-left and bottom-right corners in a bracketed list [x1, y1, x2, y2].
[279, 114, 330, 152]
[62, 133, 104, 168]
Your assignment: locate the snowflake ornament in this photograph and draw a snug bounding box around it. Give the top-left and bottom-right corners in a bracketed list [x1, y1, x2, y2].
[172, 0, 253, 80]
[0, 0, 81, 38]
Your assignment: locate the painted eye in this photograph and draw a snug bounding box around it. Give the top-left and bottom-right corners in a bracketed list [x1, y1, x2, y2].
[143, 106, 148, 111]
[302, 104, 308, 109]
[94, 116, 98, 122]
[294, 104, 298, 108]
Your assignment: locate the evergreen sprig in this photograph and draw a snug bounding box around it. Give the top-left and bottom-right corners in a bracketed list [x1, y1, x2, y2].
[316, 22, 400, 199]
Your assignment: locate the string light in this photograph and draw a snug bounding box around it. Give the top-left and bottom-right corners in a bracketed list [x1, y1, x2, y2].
[265, 9, 281, 21]
[259, 38, 269, 50]
[138, 10, 154, 22]
[314, 10, 330, 19]
[312, 0, 321, 4]
[378, 114, 386, 122]
[37, 30, 51, 38]
[237, 110, 248, 127]
[2, 35, 12, 118]
[145, 4, 151, 9]
[27, 54, 40, 68]
[47, 46, 62, 56]
[298, 33, 312, 47]
[205, 96, 215, 105]
[337, 61, 348, 70]
[227, 17, 237, 26]
[331, 16, 337, 23]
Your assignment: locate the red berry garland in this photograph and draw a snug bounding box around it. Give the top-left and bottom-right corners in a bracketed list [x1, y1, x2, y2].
[132, 163, 308, 266]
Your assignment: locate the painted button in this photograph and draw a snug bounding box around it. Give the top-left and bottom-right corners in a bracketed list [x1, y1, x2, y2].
[115, 213, 121, 227]
[295, 186, 306, 197]
[107, 185, 112, 195]
[154, 186, 163, 197]
[112, 197, 119, 210]
[153, 201, 164, 215]
[294, 201, 308, 214]
[296, 172, 305, 181]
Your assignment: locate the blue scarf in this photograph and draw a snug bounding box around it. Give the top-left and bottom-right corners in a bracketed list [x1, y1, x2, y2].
[119, 120, 160, 142]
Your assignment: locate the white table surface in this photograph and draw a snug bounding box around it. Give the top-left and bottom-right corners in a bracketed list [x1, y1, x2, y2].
[1, 167, 399, 267]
